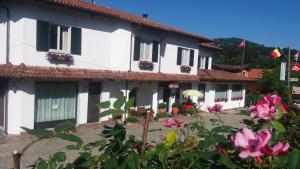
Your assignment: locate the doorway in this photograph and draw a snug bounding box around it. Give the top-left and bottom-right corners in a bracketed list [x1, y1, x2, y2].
[87, 83, 101, 123]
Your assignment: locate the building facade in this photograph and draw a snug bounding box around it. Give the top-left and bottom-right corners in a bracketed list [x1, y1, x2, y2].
[0, 0, 254, 134]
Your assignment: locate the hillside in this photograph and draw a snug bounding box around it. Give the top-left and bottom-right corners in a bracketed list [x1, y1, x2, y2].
[213, 38, 296, 69]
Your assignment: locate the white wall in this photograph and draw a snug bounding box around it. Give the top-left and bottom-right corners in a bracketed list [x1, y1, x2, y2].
[0, 9, 7, 64]
[199, 82, 246, 111]
[160, 36, 199, 75]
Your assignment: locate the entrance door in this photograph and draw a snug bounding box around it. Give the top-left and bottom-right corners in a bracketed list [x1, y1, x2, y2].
[35, 83, 77, 128]
[0, 81, 5, 128]
[87, 83, 101, 123]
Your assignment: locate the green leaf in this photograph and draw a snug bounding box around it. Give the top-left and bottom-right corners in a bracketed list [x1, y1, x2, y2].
[181, 136, 199, 151]
[126, 116, 139, 123]
[272, 121, 286, 133]
[274, 104, 284, 120]
[113, 96, 126, 110]
[125, 98, 134, 111]
[288, 149, 300, 169]
[52, 152, 66, 162]
[21, 127, 53, 138]
[35, 159, 48, 169]
[55, 133, 83, 149]
[100, 109, 118, 117]
[219, 155, 237, 169]
[145, 144, 163, 160]
[96, 101, 110, 109]
[126, 152, 140, 169]
[54, 121, 75, 133]
[159, 149, 168, 169]
[239, 110, 250, 116]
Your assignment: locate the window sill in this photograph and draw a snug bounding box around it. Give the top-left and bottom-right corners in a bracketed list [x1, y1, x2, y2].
[139, 60, 154, 71]
[180, 65, 191, 73]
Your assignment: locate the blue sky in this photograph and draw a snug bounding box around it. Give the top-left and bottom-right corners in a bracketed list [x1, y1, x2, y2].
[95, 0, 300, 49]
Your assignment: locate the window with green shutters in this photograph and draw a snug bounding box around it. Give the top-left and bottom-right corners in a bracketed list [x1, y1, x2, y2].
[176, 47, 194, 66]
[36, 20, 82, 55]
[133, 37, 159, 62]
[35, 83, 77, 127]
[232, 84, 243, 97]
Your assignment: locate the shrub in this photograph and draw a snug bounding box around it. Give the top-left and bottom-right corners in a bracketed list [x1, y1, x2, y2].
[158, 103, 167, 109]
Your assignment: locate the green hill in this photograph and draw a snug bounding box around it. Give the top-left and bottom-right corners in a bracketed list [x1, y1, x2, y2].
[213, 38, 297, 69]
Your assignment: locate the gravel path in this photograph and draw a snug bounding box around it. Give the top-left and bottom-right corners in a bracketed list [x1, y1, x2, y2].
[0, 109, 248, 169]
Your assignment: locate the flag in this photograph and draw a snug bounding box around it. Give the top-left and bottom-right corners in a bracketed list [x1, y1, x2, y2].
[271, 48, 281, 58]
[292, 64, 300, 72]
[294, 51, 299, 61]
[238, 40, 246, 48]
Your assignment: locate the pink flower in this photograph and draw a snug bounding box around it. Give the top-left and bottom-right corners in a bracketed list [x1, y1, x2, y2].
[207, 104, 223, 113]
[261, 142, 290, 156]
[207, 106, 214, 113]
[250, 94, 288, 120]
[174, 119, 184, 127]
[163, 118, 183, 128]
[163, 118, 175, 128]
[233, 128, 271, 158]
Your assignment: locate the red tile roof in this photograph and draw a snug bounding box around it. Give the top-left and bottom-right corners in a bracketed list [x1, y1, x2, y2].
[199, 43, 222, 51]
[0, 64, 199, 82]
[247, 69, 272, 79]
[198, 69, 257, 82]
[43, 0, 212, 42]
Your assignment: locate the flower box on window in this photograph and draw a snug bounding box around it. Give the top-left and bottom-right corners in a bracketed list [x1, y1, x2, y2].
[180, 65, 191, 73]
[215, 97, 228, 102]
[231, 96, 243, 101]
[47, 52, 73, 62]
[139, 60, 154, 70]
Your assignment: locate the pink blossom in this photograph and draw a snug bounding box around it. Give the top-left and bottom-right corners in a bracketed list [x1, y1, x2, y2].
[174, 119, 184, 127]
[207, 104, 223, 113]
[250, 94, 288, 120]
[233, 128, 271, 158]
[163, 118, 184, 128]
[261, 142, 290, 156]
[163, 119, 175, 128]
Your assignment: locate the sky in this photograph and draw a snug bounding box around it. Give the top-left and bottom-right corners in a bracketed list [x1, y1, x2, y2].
[95, 0, 300, 49]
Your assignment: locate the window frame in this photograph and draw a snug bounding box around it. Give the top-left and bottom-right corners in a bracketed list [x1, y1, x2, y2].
[215, 84, 228, 100]
[231, 84, 243, 98]
[181, 48, 190, 66]
[139, 39, 153, 61]
[48, 24, 72, 53]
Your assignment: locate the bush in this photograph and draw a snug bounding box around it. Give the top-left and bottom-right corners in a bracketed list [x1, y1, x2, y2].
[158, 103, 167, 109]
[172, 102, 180, 108]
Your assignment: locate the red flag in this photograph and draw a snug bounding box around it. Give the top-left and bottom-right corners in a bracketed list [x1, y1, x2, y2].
[292, 64, 300, 72]
[238, 40, 246, 48]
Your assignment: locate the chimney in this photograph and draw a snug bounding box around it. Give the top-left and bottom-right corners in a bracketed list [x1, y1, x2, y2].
[142, 13, 148, 19]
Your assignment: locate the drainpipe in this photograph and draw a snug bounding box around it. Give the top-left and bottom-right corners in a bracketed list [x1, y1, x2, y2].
[0, 4, 10, 134]
[129, 24, 141, 72]
[0, 4, 10, 64]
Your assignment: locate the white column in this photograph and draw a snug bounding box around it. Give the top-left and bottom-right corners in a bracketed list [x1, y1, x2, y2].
[206, 82, 215, 108]
[7, 79, 35, 134]
[228, 84, 232, 102]
[208, 57, 212, 70]
[168, 89, 176, 112]
[77, 81, 89, 124]
[100, 81, 111, 122]
[242, 84, 246, 107]
[152, 83, 158, 115]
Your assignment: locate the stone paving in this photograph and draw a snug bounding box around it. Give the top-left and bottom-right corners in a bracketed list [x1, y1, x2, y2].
[0, 109, 248, 169]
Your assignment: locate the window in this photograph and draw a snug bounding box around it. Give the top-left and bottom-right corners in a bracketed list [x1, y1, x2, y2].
[205, 56, 209, 69]
[140, 40, 152, 61]
[35, 83, 77, 128]
[36, 20, 82, 55]
[49, 25, 70, 52]
[198, 84, 206, 102]
[133, 37, 159, 62]
[177, 47, 194, 66]
[181, 48, 190, 66]
[215, 84, 228, 99]
[232, 84, 243, 98]
[199, 56, 206, 69]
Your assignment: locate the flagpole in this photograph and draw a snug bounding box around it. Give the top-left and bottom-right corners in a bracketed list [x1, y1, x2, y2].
[241, 41, 245, 76]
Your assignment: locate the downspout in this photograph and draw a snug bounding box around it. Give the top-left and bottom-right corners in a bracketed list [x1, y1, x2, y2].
[129, 24, 141, 72]
[0, 4, 10, 133]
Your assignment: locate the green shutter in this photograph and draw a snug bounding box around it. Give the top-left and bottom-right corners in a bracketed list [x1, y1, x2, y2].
[189, 50, 194, 66]
[71, 27, 82, 55]
[152, 41, 159, 62]
[134, 37, 141, 61]
[36, 20, 49, 51]
[177, 47, 182, 65]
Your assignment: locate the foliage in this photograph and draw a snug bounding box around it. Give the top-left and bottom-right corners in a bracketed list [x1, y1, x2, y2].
[158, 103, 167, 109]
[23, 94, 300, 169]
[171, 102, 180, 108]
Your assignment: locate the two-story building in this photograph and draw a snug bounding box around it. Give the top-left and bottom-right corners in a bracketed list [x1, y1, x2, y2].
[0, 0, 254, 135]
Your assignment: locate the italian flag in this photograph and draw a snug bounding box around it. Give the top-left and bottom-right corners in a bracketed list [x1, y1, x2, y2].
[271, 48, 281, 58]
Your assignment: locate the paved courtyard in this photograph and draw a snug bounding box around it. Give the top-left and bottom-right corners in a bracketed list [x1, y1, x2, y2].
[0, 109, 248, 169]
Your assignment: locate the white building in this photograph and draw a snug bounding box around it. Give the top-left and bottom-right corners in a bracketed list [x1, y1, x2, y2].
[0, 0, 255, 135]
